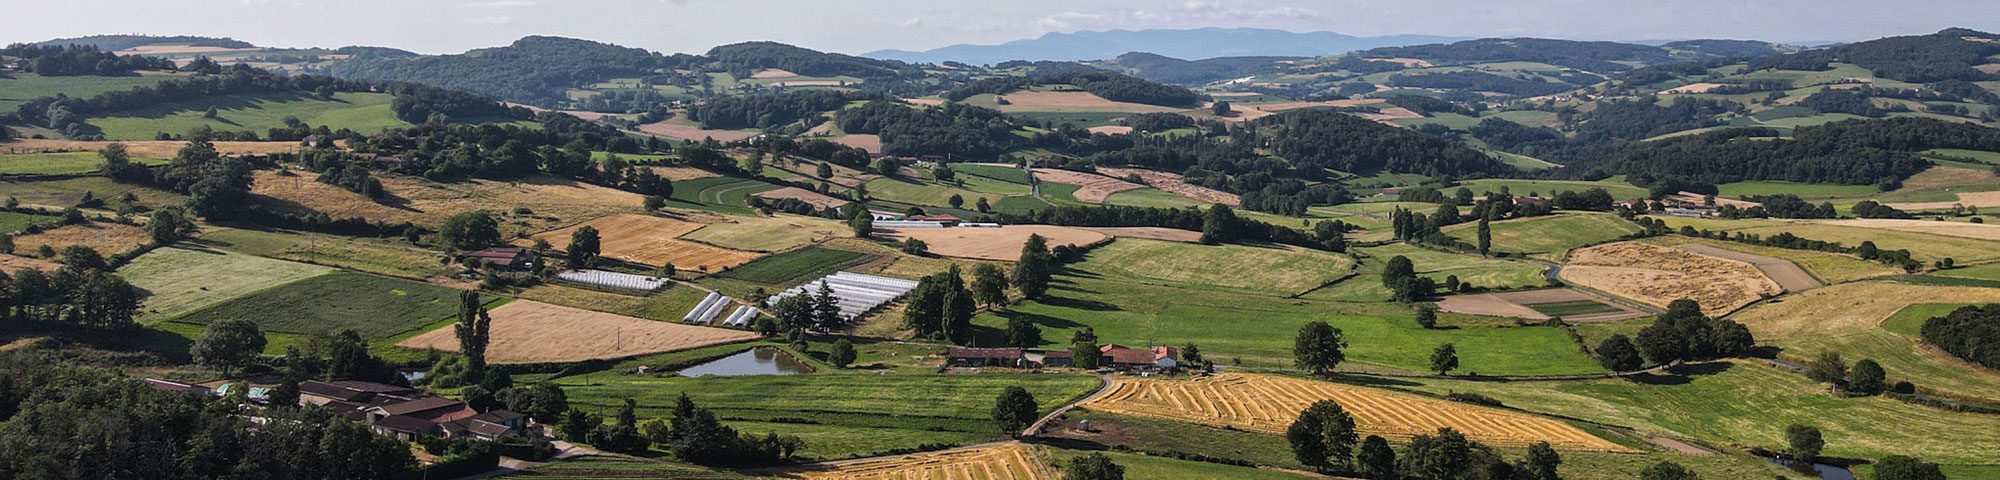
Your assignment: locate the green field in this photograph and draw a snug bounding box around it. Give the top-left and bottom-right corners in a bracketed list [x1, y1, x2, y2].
[197, 226, 454, 279]
[1081, 238, 1353, 296]
[0, 176, 189, 209]
[1455, 179, 1647, 200]
[714, 245, 872, 286]
[87, 92, 414, 140]
[552, 348, 1101, 460]
[1936, 262, 2000, 282]
[1048, 449, 1308, 480]
[863, 177, 1009, 210]
[1769, 302, 2000, 401]
[170, 271, 465, 339]
[974, 248, 1602, 375]
[1311, 243, 1548, 301]
[1715, 180, 1879, 199]
[120, 245, 334, 323]
[516, 456, 745, 479]
[950, 163, 1033, 184]
[0, 73, 175, 111]
[0, 152, 167, 176]
[665, 175, 780, 214]
[1395, 360, 2000, 464]
[1102, 187, 1207, 209]
[0, 210, 60, 235]
[1443, 213, 1641, 260]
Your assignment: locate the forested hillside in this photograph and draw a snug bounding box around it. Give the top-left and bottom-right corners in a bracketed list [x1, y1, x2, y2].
[324, 36, 673, 104]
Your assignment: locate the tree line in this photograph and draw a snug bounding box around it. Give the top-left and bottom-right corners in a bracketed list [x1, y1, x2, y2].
[0, 43, 177, 76]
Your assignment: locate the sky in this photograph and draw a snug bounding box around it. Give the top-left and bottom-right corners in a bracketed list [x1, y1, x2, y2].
[7, 0, 2000, 55]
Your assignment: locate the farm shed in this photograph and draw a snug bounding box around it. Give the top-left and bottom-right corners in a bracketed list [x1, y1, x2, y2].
[947, 347, 1026, 367]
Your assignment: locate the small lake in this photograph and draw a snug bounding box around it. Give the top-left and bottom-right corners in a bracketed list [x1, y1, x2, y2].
[1766, 458, 1855, 480]
[678, 347, 812, 377]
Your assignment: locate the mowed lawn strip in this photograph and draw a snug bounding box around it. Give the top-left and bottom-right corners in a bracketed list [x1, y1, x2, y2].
[171, 271, 463, 339]
[119, 245, 334, 323]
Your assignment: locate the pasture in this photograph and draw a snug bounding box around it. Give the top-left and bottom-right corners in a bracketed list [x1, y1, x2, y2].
[0, 176, 188, 210]
[398, 300, 758, 363]
[1454, 179, 1647, 199]
[1729, 281, 2000, 340]
[1030, 168, 1142, 203]
[87, 92, 413, 141]
[1080, 373, 1631, 452]
[119, 245, 333, 323]
[1080, 238, 1352, 296]
[0, 151, 166, 175]
[170, 271, 466, 340]
[974, 257, 1605, 375]
[0, 73, 173, 111]
[525, 213, 763, 271]
[1395, 360, 2000, 465]
[667, 175, 780, 214]
[0, 211, 59, 235]
[861, 178, 1007, 211]
[196, 226, 453, 279]
[1559, 241, 1780, 315]
[1101, 188, 1206, 209]
[1095, 167, 1239, 206]
[1649, 216, 2000, 264]
[552, 362, 1100, 459]
[1442, 213, 1640, 260]
[1313, 243, 1547, 302]
[679, 214, 846, 252]
[876, 225, 1106, 261]
[1774, 300, 2000, 401]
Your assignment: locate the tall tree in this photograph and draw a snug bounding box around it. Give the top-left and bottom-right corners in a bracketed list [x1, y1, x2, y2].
[991, 386, 1038, 435]
[1786, 424, 1824, 460]
[1012, 234, 1053, 299]
[567, 226, 601, 269]
[1287, 400, 1359, 472]
[191, 319, 266, 376]
[1873, 455, 1947, 480]
[828, 339, 856, 368]
[1005, 317, 1041, 348]
[1062, 453, 1125, 480]
[454, 290, 491, 385]
[971, 263, 1011, 309]
[1431, 343, 1459, 375]
[1357, 435, 1396, 479]
[1070, 328, 1100, 370]
[1849, 358, 1886, 395]
[438, 210, 502, 250]
[1524, 441, 1561, 480]
[1476, 214, 1492, 256]
[1294, 321, 1346, 376]
[1596, 334, 1644, 372]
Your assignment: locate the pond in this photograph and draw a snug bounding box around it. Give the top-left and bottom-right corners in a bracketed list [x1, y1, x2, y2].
[1766, 458, 1855, 480]
[677, 347, 812, 377]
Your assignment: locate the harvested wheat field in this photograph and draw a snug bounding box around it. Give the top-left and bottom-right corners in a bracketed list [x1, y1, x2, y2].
[648, 166, 721, 181]
[789, 443, 1056, 480]
[1560, 241, 1780, 316]
[877, 225, 1106, 261]
[1081, 373, 1632, 452]
[1077, 226, 1203, 243]
[1818, 218, 2000, 241]
[750, 68, 800, 78]
[0, 254, 58, 272]
[13, 222, 150, 257]
[1085, 125, 1133, 135]
[638, 121, 761, 142]
[524, 213, 763, 270]
[1676, 244, 1821, 292]
[754, 187, 851, 210]
[990, 90, 1183, 113]
[385, 174, 643, 226]
[0, 139, 300, 159]
[1030, 168, 1142, 203]
[1361, 107, 1425, 122]
[249, 169, 413, 222]
[399, 300, 757, 363]
[831, 134, 882, 154]
[1243, 98, 1386, 113]
[1095, 167, 1239, 206]
[1658, 83, 1724, 94]
[1731, 281, 2000, 340]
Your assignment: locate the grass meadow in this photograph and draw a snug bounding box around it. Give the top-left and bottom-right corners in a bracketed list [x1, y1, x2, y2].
[0, 151, 168, 176]
[88, 92, 413, 141]
[1443, 213, 1640, 260]
[119, 244, 334, 323]
[170, 271, 465, 340]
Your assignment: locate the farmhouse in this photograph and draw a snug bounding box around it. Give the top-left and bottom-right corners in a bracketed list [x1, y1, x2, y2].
[1100, 344, 1179, 371]
[946, 346, 1026, 367]
[906, 213, 962, 225]
[462, 246, 534, 271]
[298, 380, 527, 441]
[1041, 350, 1073, 367]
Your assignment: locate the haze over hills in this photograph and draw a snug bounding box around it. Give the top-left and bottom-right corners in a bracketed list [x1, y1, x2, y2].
[863, 27, 1465, 64]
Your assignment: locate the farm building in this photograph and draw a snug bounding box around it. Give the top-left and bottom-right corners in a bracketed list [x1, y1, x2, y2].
[906, 214, 962, 225]
[1041, 350, 1073, 367]
[462, 246, 534, 271]
[946, 347, 1026, 367]
[1101, 344, 1179, 372]
[299, 380, 528, 442]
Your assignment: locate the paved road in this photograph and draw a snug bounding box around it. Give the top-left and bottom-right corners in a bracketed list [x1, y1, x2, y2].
[1024, 373, 1112, 437]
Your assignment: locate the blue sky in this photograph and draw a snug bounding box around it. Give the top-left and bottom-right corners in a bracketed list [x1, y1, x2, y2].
[8, 0, 2000, 54]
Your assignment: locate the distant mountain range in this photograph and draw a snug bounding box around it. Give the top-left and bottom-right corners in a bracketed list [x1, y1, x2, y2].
[863, 28, 1465, 65]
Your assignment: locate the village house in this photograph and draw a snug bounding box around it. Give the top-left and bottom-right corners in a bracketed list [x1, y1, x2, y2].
[298, 380, 528, 442]
[1100, 344, 1179, 372]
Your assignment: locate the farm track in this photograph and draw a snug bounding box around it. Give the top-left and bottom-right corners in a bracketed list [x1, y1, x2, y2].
[1675, 244, 1822, 292]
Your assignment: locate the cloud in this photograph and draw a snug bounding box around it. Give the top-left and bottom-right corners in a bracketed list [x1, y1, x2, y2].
[900, 17, 923, 27]
[1165, 1, 1317, 21]
[461, 0, 533, 8]
[462, 15, 514, 25]
[1038, 11, 1103, 30]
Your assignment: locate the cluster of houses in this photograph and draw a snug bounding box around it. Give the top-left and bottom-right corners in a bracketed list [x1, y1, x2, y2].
[1622, 191, 1763, 218]
[945, 344, 1184, 373]
[145, 378, 530, 442]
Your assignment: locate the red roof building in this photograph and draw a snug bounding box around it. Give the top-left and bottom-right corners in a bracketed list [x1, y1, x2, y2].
[947, 346, 1026, 367]
[464, 247, 533, 271]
